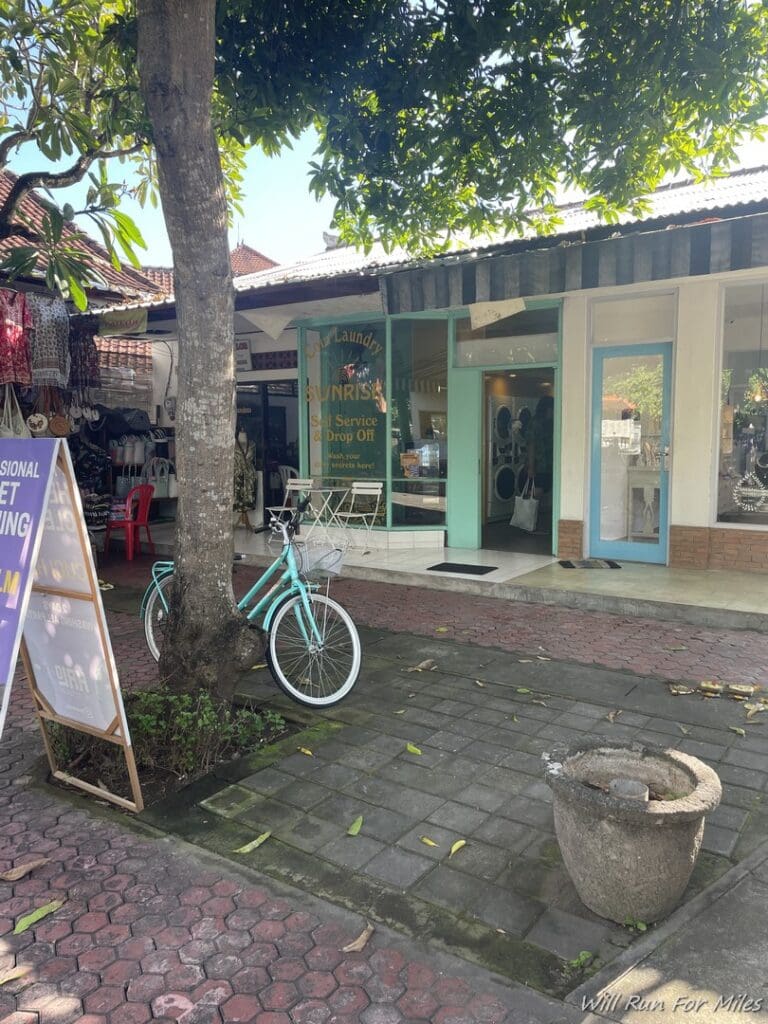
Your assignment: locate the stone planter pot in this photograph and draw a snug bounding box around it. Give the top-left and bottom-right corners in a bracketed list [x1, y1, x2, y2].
[543, 739, 721, 924]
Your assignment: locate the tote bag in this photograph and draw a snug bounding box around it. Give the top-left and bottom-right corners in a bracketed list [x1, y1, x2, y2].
[509, 478, 539, 533]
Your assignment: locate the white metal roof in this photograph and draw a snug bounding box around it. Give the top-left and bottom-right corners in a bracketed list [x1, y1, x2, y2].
[95, 165, 768, 314]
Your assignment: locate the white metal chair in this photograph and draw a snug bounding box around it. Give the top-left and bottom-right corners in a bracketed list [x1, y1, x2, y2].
[278, 464, 299, 491]
[266, 477, 314, 524]
[334, 481, 383, 551]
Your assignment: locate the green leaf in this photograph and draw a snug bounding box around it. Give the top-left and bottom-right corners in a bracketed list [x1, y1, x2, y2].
[347, 815, 363, 836]
[234, 831, 271, 854]
[449, 839, 466, 858]
[14, 899, 64, 934]
[406, 743, 422, 755]
[730, 726, 746, 737]
[516, 687, 531, 694]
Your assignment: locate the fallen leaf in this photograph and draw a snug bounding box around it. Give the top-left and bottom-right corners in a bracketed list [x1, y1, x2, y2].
[0, 965, 30, 986]
[475, 680, 485, 688]
[516, 687, 531, 694]
[665, 644, 688, 652]
[536, 656, 551, 661]
[730, 726, 747, 737]
[298, 747, 313, 757]
[728, 683, 756, 698]
[96, 780, 109, 793]
[407, 659, 437, 673]
[449, 839, 467, 858]
[531, 699, 548, 707]
[408, 693, 416, 698]
[394, 709, 406, 715]
[234, 831, 271, 854]
[0, 858, 49, 882]
[420, 836, 438, 847]
[347, 816, 363, 836]
[495, 928, 506, 935]
[698, 681, 724, 697]
[251, 662, 268, 671]
[606, 710, 622, 723]
[435, 626, 449, 633]
[678, 724, 690, 735]
[508, 714, 519, 722]
[341, 921, 374, 953]
[669, 685, 696, 696]
[14, 900, 64, 934]
[518, 659, 533, 664]
[745, 703, 766, 720]
[406, 743, 422, 755]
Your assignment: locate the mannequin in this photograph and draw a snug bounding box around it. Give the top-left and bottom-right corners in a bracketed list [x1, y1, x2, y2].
[233, 430, 258, 528]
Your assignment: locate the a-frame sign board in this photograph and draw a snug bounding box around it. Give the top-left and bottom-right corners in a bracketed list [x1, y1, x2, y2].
[0, 438, 143, 812]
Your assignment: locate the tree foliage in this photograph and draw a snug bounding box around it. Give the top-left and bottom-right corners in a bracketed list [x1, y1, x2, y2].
[0, 0, 151, 303]
[214, 0, 768, 250]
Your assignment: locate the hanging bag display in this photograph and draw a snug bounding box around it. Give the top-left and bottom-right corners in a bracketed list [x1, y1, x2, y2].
[25, 388, 49, 437]
[143, 456, 170, 498]
[115, 463, 139, 499]
[0, 384, 31, 438]
[509, 477, 539, 533]
[167, 462, 178, 498]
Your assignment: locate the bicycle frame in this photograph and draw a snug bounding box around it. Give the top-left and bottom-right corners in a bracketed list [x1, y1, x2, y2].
[141, 540, 324, 646]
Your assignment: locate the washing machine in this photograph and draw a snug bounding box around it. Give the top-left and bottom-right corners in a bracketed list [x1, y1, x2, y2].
[487, 395, 517, 520]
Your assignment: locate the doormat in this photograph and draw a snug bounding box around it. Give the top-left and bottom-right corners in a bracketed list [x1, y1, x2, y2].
[427, 562, 498, 575]
[559, 559, 621, 569]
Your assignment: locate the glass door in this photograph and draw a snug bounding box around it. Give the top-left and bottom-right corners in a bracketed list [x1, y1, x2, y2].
[590, 343, 672, 563]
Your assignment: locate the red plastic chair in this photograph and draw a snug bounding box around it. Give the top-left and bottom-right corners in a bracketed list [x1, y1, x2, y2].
[104, 484, 156, 561]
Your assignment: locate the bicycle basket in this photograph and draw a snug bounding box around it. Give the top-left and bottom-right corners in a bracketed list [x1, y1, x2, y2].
[294, 540, 346, 578]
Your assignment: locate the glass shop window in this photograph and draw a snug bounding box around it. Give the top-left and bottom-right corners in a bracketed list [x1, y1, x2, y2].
[718, 283, 768, 524]
[305, 321, 387, 484]
[391, 320, 448, 525]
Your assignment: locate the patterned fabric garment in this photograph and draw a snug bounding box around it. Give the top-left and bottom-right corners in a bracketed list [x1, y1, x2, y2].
[0, 289, 32, 386]
[68, 314, 101, 388]
[27, 293, 71, 388]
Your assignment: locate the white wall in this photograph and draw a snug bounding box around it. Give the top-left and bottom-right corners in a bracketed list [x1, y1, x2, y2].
[151, 339, 178, 427]
[560, 295, 589, 520]
[671, 281, 720, 526]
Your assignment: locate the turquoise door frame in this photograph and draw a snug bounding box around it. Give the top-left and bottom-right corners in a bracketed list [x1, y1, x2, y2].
[589, 342, 672, 564]
[446, 302, 563, 551]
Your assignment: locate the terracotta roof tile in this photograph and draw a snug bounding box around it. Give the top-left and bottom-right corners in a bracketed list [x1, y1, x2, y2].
[230, 242, 278, 276]
[142, 266, 175, 295]
[0, 170, 162, 299]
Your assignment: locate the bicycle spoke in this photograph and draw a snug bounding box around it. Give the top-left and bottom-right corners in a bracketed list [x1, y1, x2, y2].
[270, 593, 359, 704]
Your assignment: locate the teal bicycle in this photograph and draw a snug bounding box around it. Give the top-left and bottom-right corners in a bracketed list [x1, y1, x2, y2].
[141, 498, 361, 707]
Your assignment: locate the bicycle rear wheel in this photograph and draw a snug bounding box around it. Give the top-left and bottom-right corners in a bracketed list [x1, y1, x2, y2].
[267, 592, 361, 707]
[144, 574, 173, 662]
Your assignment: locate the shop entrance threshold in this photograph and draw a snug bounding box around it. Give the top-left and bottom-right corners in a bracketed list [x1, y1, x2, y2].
[147, 523, 768, 632]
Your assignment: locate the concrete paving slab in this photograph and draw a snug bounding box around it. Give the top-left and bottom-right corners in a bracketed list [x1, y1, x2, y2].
[572, 874, 768, 1023]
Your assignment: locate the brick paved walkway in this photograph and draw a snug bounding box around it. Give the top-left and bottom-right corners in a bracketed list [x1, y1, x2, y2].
[0, 667, 571, 1024]
[4, 560, 768, 1024]
[106, 556, 768, 689]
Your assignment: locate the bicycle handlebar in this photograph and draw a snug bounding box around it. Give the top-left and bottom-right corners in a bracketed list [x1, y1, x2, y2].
[252, 495, 312, 539]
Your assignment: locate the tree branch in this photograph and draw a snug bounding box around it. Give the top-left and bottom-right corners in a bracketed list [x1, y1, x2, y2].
[0, 140, 144, 231]
[0, 220, 39, 243]
[0, 129, 37, 167]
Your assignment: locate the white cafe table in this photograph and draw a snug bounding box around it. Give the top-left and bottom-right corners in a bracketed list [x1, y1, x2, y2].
[303, 485, 351, 542]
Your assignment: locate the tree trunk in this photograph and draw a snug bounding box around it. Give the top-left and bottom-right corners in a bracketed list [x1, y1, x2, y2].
[136, 0, 263, 700]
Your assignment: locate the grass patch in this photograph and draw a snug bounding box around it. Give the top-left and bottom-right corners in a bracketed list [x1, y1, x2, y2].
[48, 687, 286, 806]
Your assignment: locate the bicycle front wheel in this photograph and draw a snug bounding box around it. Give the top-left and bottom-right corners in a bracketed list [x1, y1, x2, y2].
[144, 574, 174, 662]
[267, 592, 361, 707]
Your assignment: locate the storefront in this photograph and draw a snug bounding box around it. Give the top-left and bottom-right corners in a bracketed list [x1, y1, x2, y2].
[298, 302, 562, 552]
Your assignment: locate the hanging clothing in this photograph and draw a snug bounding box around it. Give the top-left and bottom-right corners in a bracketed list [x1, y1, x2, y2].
[27, 293, 71, 388]
[0, 289, 32, 386]
[233, 437, 258, 511]
[68, 314, 101, 388]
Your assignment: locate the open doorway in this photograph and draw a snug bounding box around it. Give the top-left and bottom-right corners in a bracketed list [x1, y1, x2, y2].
[482, 369, 554, 554]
